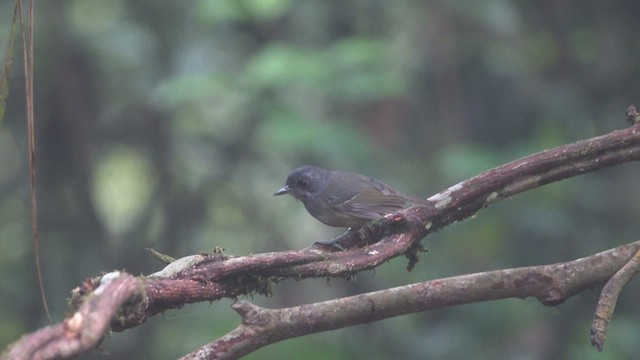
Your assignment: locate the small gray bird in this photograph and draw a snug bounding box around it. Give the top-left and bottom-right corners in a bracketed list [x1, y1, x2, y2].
[274, 165, 427, 228]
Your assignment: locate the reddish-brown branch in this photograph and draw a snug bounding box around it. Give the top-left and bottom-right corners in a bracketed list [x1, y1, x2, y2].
[3, 273, 142, 360]
[78, 124, 640, 331]
[5, 125, 640, 360]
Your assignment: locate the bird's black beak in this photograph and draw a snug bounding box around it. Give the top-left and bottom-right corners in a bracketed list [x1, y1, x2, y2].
[274, 186, 290, 196]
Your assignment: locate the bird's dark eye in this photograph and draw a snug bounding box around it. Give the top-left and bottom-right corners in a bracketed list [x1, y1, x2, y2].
[298, 179, 309, 188]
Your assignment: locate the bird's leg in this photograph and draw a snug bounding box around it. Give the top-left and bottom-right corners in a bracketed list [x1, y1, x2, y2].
[313, 228, 359, 251]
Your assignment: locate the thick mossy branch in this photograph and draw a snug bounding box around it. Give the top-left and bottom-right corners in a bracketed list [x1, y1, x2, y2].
[109, 124, 640, 330]
[6, 124, 640, 360]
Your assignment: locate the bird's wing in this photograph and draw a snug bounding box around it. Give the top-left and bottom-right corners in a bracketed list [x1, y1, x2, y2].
[327, 183, 408, 221]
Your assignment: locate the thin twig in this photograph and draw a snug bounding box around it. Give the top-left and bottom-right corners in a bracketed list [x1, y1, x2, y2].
[590, 248, 640, 350]
[18, 0, 50, 322]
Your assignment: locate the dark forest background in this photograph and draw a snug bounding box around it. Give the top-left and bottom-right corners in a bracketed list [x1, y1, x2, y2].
[2, 1, 640, 359]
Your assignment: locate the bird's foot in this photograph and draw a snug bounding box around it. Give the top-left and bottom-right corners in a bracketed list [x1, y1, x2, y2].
[313, 238, 345, 251]
[313, 228, 362, 251]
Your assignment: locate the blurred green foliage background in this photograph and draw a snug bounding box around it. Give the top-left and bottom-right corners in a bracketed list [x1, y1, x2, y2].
[2, 1, 640, 359]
